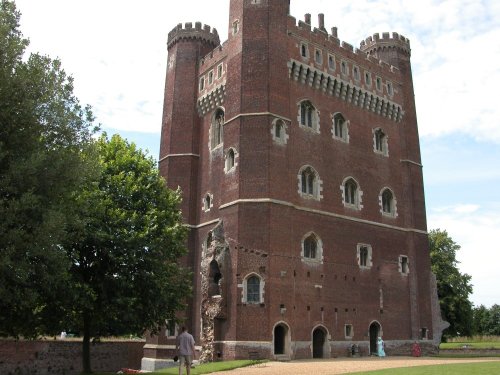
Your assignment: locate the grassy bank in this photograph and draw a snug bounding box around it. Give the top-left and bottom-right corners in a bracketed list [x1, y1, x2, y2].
[350, 361, 500, 375]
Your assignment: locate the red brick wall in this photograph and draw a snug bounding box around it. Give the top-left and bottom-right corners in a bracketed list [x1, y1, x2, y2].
[0, 339, 144, 375]
[150, 0, 438, 361]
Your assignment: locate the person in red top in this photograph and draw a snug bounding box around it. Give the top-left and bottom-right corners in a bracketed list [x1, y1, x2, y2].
[176, 326, 196, 375]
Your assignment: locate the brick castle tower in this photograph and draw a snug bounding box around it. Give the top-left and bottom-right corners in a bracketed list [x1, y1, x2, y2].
[142, 0, 446, 369]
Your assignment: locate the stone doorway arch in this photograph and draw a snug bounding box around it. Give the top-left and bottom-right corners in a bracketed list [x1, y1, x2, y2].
[369, 321, 382, 355]
[312, 325, 329, 358]
[273, 322, 291, 358]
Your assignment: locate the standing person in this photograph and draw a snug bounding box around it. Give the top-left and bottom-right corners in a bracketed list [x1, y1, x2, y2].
[176, 326, 196, 375]
[377, 336, 386, 357]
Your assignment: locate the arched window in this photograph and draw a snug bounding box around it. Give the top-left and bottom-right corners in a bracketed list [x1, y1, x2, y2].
[357, 244, 373, 268]
[301, 169, 314, 195]
[374, 128, 388, 156]
[300, 43, 308, 58]
[246, 276, 260, 303]
[341, 177, 362, 209]
[298, 166, 322, 200]
[332, 113, 348, 142]
[242, 273, 264, 304]
[272, 118, 288, 144]
[382, 189, 393, 213]
[211, 108, 224, 149]
[345, 179, 357, 205]
[341, 60, 348, 75]
[203, 193, 213, 212]
[380, 188, 397, 217]
[298, 100, 319, 131]
[224, 148, 237, 173]
[301, 232, 323, 263]
[275, 121, 282, 138]
[303, 235, 317, 259]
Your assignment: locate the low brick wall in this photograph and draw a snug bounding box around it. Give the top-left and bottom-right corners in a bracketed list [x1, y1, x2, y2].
[0, 339, 145, 375]
[439, 348, 500, 356]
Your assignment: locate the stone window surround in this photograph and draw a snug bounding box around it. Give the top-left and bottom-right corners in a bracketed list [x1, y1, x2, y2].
[240, 272, 265, 304]
[365, 71, 372, 87]
[373, 127, 389, 157]
[224, 147, 238, 173]
[199, 76, 205, 92]
[298, 165, 323, 201]
[209, 107, 225, 151]
[379, 187, 398, 218]
[340, 60, 349, 76]
[297, 99, 320, 133]
[399, 255, 410, 275]
[340, 176, 363, 210]
[202, 193, 214, 212]
[328, 54, 336, 71]
[271, 118, 289, 145]
[345, 324, 354, 339]
[376, 76, 383, 91]
[386, 81, 394, 97]
[357, 243, 373, 269]
[353, 65, 361, 82]
[300, 41, 309, 59]
[314, 48, 323, 65]
[217, 63, 224, 79]
[300, 231, 324, 265]
[232, 19, 240, 35]
[331, 112, 350, 143]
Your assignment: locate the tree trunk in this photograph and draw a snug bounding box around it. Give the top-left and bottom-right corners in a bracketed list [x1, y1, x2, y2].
[82, 312, 92, 374]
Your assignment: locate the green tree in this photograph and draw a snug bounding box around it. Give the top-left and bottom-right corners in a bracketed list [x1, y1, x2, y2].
[472, 305, 491, 336]
[429, 229, 473, 339]
[486, 304, 500, 335]
[64, 134, 191, 373]
[0, 0, 96, 337]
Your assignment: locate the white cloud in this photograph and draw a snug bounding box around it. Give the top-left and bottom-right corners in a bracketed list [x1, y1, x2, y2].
[429, 204, 500, 307]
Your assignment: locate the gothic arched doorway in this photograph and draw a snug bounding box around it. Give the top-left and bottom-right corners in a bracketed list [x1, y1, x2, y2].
[312, 326, 327, 358]
[369, 321, 381, 355]
[273, 322, 291, 357]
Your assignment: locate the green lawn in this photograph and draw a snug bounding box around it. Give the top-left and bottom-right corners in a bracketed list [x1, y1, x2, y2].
[349, 362, 500, 375]
[152, 360, 263, 374]
[86, 360, 263, 375]
[440, 341, 500, 349]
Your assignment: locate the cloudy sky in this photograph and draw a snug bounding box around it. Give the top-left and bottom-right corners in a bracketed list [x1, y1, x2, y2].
[14, 0, 500, 308]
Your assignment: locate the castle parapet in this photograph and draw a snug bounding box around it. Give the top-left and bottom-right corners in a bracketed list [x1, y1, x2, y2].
[360, 32, 411, 57]
[167, 22, 220, 50]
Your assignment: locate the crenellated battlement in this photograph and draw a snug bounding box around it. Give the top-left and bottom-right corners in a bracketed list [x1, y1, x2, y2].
[167, 22, 220, 50]
[286, 14, 402, 77]
[360, 32, 411, 57]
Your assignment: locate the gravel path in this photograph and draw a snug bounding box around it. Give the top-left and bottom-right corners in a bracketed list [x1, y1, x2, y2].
[210, 357, 500, 375]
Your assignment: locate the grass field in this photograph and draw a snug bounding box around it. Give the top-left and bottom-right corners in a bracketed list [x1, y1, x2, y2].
[440, 341, 500, 349]
[88, 360, 262, 375]
[349, 361, 500, 375]
[152, 360, 263, 374]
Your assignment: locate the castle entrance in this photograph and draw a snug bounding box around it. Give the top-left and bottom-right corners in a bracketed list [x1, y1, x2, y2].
[369, 321, 381, 355]
[312, 327, 326, 358]
[273, 324, 288, 355]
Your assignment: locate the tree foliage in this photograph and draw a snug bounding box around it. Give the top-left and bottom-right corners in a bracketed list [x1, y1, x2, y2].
[429, 229, 473, 338]
[64, 134, 191, 373]
[0, 0, 97, 337]
[473, 304, 500, 336]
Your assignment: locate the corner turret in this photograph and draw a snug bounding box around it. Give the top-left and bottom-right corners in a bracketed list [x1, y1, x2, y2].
[360, 32, 411, 68]
[167, 22, 220, 50]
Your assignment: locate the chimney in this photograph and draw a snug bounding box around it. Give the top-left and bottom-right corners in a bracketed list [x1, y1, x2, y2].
[318, 13, 326, 32]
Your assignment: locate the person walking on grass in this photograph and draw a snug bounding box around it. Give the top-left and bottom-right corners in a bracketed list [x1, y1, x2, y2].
[176, 326, 196, 375]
